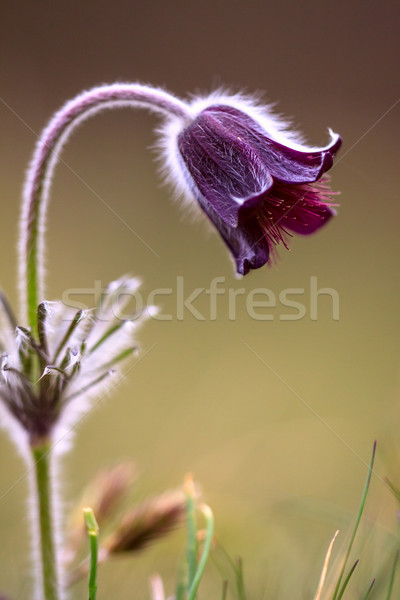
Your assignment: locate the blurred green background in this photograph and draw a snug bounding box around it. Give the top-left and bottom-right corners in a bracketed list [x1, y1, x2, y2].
[0, 1, 399, 598]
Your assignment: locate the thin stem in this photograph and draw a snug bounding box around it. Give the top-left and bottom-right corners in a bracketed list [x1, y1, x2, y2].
[187, 504, 214, 600]
[184, 474, 198, 591]
[83, 508, 99, 600]
[32, 442, 60, 600]
[19, 83, 192, 332]
[386, 550, 399, 600]
[313, 530, 339, 600]
[332, 441, 376, 600]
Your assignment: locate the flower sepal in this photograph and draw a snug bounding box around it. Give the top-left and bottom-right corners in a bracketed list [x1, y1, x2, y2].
[0, 277, 149, 447]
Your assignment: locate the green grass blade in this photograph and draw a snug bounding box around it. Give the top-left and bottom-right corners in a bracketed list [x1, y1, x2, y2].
[175, 561, 186, 600]
[384, 478, 400, 504]
[211, 543, 247, 599]
[221, 580, 228, 600]
[336, 559, 359, 600]
[83, 508, 99, 600]
[332, 441, 376, 600]
[360, 579, 375, 600]
[385, 550, 399, 600]
[187, 504, 214, 600]
[185, 475, 198, 592]
[235, 558, 247, 600]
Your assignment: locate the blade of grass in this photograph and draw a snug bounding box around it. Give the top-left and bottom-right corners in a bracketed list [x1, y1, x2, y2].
[235, 558, 246, 600]
[314, 530, 339, 600]
[385, 550, 399, 600]
[211, 543, 246, 599]
[332, 441, 376, 600]
[184, 474, 198, 592]
[336, 560, 359, 600]
[175, 560, 186, 600]
[83, 508, 99, 600]
[361, 579, 375, 600]
[384, 479, 400, 504]
[221, 580, 228, 600]
[187, 504, 214, 600]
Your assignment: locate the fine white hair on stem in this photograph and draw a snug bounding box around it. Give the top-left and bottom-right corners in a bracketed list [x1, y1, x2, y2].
[0, 402, 30, 461]
[50, 451, 67, 600]
[27, 459, 43, 600]
[19, 83, 192, 327]
[28, 451, 66, 600]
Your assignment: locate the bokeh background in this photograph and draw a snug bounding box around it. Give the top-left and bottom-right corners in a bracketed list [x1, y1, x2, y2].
[0, 1, 399, 598]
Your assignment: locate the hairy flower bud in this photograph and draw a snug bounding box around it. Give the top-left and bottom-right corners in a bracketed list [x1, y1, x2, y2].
[0, 277, 151, 448]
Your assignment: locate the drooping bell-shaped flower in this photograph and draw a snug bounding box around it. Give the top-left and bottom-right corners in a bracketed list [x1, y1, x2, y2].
[160, 94, 341, 275]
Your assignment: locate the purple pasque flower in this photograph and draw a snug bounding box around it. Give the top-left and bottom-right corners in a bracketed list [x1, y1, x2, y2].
[161, 93, 341, 275]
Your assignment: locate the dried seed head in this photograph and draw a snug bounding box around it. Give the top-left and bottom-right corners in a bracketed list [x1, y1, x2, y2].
[83, 463, 136, 525]
[104, 489, 186, 554]
[64, 462, 136, 563]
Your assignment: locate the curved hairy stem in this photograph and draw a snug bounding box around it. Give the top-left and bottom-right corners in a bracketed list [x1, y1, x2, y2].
[19, 83, 191, 333]
[18, 84, 191, 600]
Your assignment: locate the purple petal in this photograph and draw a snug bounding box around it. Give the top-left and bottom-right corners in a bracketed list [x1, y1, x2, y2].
[278, 202, 334, 235]
[178, 112, 273, 228]
[204, 105, 342, 184]
[195, 194, 270, 275]
[176, 102, 341, 275]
